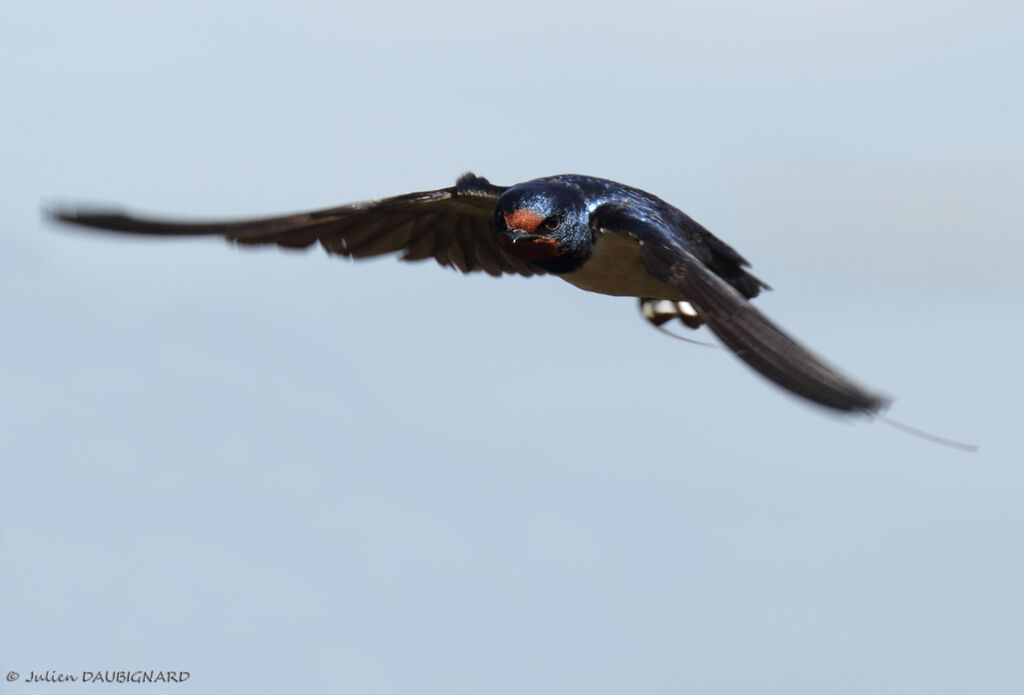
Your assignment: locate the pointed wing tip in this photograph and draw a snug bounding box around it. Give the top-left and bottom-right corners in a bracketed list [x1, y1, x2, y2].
[42, 201, 77, 223]
[858, 392, 894, 417]
[43, 202, 128, 230]
[40, 203, 220, 237]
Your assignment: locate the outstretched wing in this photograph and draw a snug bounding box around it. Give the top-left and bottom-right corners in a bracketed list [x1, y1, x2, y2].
[595, 203, 889, 414]
[48, 173, 543, 277]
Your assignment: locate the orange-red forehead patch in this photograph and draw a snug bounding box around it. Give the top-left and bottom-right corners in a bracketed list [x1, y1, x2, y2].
[503, 209, 545, 234]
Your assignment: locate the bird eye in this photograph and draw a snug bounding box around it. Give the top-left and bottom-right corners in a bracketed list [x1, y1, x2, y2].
[543, 216, 562, 231]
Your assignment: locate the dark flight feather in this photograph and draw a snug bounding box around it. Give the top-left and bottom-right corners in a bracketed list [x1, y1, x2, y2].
[49, 174, 543, 277]
[593, 202, 889, 413]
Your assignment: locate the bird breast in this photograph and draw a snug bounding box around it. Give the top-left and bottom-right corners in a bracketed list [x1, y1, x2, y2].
[560, 231, 684, 300]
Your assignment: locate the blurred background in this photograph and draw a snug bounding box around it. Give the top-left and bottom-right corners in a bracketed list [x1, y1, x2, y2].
[2, 0, 1022, 692]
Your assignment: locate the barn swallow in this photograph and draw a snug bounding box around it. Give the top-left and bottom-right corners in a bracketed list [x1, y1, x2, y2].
[49, 172, 889, 414]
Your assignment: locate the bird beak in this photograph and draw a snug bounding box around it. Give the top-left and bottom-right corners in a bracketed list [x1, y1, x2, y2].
[499, 228, 543, 245]
[497, 228, 564, 261]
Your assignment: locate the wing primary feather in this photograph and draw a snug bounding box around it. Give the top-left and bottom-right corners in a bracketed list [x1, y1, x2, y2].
[594, 200, 890, 414]
[675, 253, 890, 413]
[47, 175, 545, 278]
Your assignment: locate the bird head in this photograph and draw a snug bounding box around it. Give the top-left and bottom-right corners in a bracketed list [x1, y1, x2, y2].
[494, 182, 590, 272]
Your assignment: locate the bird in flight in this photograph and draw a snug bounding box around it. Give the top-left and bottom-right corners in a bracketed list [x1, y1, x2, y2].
[51, 172, 888, 415]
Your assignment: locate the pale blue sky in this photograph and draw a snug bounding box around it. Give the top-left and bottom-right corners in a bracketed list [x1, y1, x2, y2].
[2, 1, 1023, 693]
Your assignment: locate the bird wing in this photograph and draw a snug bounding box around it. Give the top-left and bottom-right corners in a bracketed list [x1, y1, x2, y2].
[593, 202, 889, 413]
[48, 173, 543, 277]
